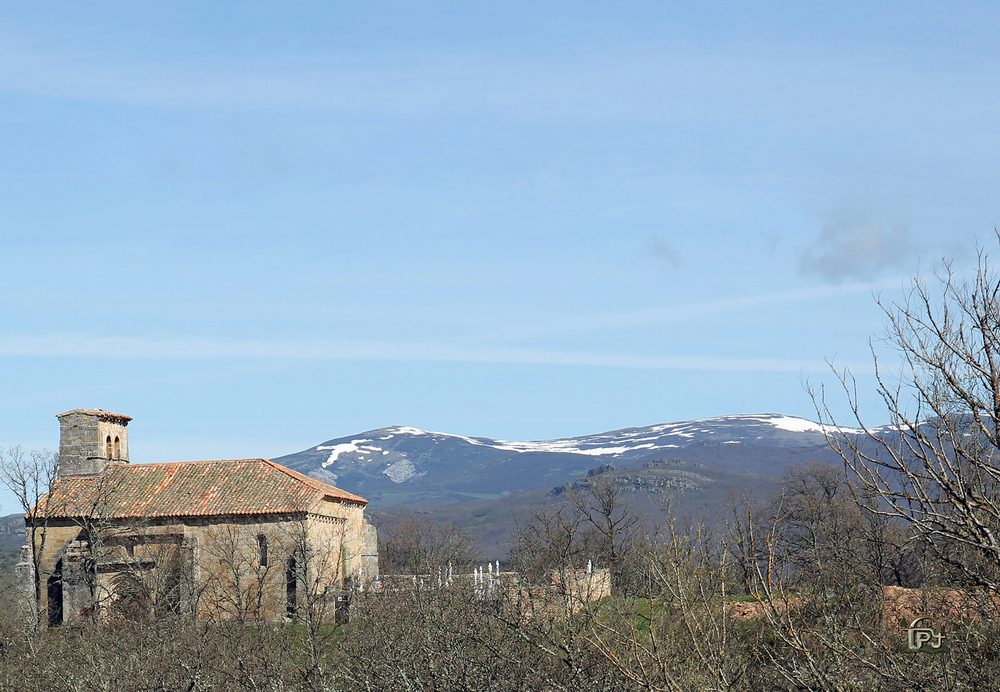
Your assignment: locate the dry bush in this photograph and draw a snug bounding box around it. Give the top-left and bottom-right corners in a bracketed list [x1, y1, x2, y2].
[336, 579, 632, 692]
[378, 513, 480, 576]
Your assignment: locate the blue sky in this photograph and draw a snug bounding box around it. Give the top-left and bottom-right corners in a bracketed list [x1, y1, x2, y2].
[2, 2, 999, 508]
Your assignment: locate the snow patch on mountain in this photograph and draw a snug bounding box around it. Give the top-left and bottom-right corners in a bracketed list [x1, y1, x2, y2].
[318, 439, 374, 467]
[309, 414, 843, 471]
[385, 426, 494, 448]
[359, 415, 838, 459]
[371, 425, 700, 456]
[752, 415, 827, 433]
[487, 439, 658, 455]
[750, 414, 864, 435]
[383, 459, 423, 483]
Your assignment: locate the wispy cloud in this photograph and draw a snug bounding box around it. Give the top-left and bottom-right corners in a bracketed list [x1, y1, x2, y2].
[646, 235, 683, 268]
[488, 279, 893, 342]
[0, 30, 490, 114]
[799, 221, 916, 282]
[0, 335, 871, 374]
[0, 29, 898, 123]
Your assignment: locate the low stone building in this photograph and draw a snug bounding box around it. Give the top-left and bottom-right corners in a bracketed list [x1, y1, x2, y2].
[19, 409, 378, 626]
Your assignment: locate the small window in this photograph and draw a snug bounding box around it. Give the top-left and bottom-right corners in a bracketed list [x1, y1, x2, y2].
[257, 535, 268, 567]
[114, 436, 121, 459]
[106, 436, 113, 459]
[125, 542, 134, 558]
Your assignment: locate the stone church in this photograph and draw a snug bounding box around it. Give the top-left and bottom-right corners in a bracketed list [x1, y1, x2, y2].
[20, 409, 378, 626]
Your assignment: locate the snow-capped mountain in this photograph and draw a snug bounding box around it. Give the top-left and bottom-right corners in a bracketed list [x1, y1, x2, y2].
[273, 414, 845, 508]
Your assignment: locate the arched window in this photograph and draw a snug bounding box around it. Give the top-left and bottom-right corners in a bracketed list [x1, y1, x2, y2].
[106, 436, 113, 459]
[257, 535, 268, 567]
[114, 436, 121, 459]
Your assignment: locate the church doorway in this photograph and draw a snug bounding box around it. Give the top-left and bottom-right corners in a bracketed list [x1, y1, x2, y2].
[47, 559, 63, 627]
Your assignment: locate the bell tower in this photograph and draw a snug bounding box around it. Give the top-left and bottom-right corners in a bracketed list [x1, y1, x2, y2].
[56, 409, 132, 478]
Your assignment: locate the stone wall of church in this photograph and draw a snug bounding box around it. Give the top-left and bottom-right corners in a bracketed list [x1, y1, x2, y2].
[192, 505, 371, 622]
[307, 499, 377, 585]
[25, 522, 86, 626]
[195, 517, 306, 621]
[29, 502, 376, 625]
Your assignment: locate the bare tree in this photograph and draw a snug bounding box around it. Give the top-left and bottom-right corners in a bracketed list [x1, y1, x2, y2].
[724, 489, 764, 595]
[200, 522, 278, 624]
[854, 486, 920, 588]
[508, 504, 585, 584]
[586, 515, 755, 692]
[571, 473, 642, 595]
[0, 447, 58, 626]
[279, 518, 356, 691]
[816, 235, 1000, 591]
[379, 513, 479, 576]
[772, 462, 865, 588]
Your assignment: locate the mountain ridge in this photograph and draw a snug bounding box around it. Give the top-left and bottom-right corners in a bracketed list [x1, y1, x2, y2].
[273, 413, 849, 508]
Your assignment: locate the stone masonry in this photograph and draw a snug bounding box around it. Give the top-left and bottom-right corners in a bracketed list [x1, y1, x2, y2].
[56, 409, 131, 477]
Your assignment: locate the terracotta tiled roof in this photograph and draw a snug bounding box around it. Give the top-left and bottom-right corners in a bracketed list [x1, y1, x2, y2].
[37, 459, 366, 520]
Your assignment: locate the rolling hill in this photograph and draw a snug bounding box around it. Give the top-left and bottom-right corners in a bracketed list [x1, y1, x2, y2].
[273, 413, 845, 508]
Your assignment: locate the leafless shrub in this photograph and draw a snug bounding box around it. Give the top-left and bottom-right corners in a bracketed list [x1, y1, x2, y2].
[378, 513, 480, 576]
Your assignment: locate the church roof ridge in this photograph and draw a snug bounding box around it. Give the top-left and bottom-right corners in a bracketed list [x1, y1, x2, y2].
[132, 457, 368, 504]
[36, 457, 366, 520]
[258, 457, 367, 503]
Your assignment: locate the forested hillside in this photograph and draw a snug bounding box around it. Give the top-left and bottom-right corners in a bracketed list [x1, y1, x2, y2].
[0, 514, 22, 572]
